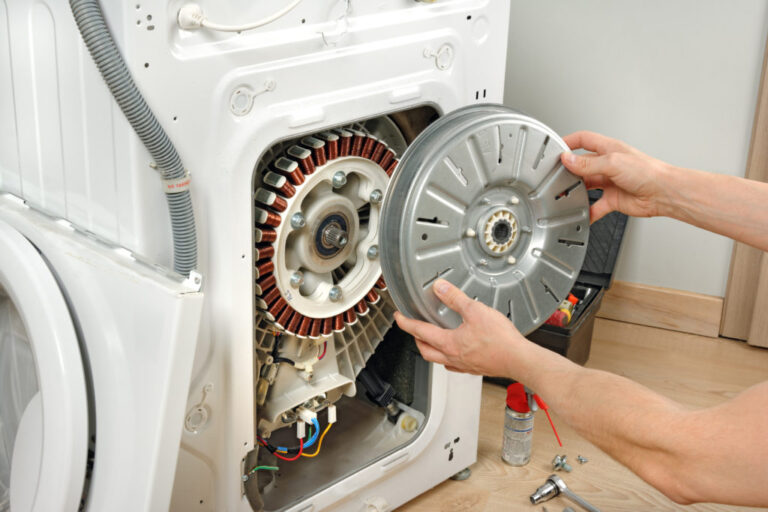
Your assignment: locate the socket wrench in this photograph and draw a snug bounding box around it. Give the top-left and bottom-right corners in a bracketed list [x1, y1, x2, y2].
[530, 474, 601, 512]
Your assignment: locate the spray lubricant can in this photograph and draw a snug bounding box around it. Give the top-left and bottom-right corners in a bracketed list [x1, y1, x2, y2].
[501, 382, 533, 466]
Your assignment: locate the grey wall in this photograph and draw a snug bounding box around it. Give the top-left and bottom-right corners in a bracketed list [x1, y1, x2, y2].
[504, 0, 768, 297]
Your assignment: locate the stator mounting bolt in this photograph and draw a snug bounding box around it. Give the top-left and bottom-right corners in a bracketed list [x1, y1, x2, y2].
[332, 171, 347, 189]
[329, 286, 342, 302]
[369, 189, 383, 204]
[291, 212, 306, 229]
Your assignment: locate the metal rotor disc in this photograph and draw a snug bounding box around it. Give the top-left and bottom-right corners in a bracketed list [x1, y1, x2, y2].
[380, 105, 589, 335]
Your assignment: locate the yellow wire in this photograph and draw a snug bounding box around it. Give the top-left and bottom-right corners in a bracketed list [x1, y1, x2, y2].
[301, 423, 333, 458]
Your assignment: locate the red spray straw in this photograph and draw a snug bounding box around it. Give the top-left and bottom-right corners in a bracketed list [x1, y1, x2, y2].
[533, 394, 562, 447]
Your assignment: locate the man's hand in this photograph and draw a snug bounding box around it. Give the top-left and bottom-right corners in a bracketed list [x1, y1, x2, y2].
[561, 131, 672, 223]
[394, 279, 532, 378]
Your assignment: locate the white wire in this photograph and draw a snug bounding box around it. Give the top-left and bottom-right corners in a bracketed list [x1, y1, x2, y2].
[200, 0, 304, 32]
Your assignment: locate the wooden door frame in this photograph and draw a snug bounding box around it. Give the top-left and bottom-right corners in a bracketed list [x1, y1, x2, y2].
[720, 33, 768, 347]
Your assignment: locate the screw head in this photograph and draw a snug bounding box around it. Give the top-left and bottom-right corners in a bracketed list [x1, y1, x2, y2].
[329, 286, 342, 302]
[478, 258, 488, 266]
[369, 189, 383, 204]
[242, 474, 249, 482]
[332, 171, 347, 189]
[290, 271, 304, 288]
[367, 245, 379, 260]
[507, 255, 517, 265]
[291, 212, 306, 229]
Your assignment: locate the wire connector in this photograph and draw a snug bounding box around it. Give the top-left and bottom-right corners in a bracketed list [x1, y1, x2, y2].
[296, 419, 305, 439]
[328, 405, 337, 424]
[296, 407, 317, 425]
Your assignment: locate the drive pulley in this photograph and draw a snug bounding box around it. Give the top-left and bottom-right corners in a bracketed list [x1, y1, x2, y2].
[379, 105, 590, 335]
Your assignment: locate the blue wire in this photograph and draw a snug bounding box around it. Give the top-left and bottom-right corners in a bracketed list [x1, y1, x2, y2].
[277, 417, 320, 452]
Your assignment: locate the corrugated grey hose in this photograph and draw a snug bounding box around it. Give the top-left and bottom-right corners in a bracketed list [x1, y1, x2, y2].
[69, 0, 197, 275]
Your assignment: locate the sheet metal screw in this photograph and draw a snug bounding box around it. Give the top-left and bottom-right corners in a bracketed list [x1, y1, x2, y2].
[576, 455, 588, 465]
[329, 286, 342, 302]
[291, 212, 306, 229]
[367, 245, 379, 260]
[369, 189, 383, 204]
[332, 171, 347, 189]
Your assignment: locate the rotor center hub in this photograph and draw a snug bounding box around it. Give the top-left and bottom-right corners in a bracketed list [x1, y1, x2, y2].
[317, 215, 349, 255]
[480, 208, 519, 255]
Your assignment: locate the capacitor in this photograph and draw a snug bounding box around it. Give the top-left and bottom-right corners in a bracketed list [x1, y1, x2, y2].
[501, 382, 533, 466]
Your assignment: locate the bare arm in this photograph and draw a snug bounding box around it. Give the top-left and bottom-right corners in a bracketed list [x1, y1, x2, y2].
[395, 280, 768, 506]
[561, 131, 768, 252]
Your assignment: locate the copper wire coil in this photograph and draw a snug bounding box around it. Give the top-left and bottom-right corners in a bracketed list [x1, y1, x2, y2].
[355, 300, 369, 315]
[287, 145, 315, 176]
[270, 195, 288, 212]
[361, 137, 376, 159]
[254, 207, 282, 227]
[255, 228, 277, 243]
[375, 276, 387, 290]
[263, 171, 296, 198]
[379, 149, 394, 170]
[266, 297, 288, 321]
[336, 130, 352, 156]
[255, 188, 287, 212]
[322, 318, 332, 335]
[344, 308, 356, 324]
[254, 244, 275, 261]
[275, 156, 305, 185]
[319, 132, 339, 160]
[263, 287, 282, 306]
[276, 305, 295, 329]
[386, 159, 398, 177]
[301, 137, 327, 167]
[351, 131, 365, 156]
[371, 141, 386, 163]
[287, 312, 303, 334]
[333, 314, 344, 331]
[310, 318, 321, 338]
[256, 260, 274, 277]
[255, 274, 276, 295]
[298, 316, 312, 337]
[366, 289, 380, 304]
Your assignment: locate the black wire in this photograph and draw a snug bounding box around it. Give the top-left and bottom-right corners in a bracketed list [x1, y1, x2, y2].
[271, 332, 296, 366]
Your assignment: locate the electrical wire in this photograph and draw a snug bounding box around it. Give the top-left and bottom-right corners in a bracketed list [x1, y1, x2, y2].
[301, 422, 333, 458]
[198, 0, 303, 32]
[318, 341, 327, 361]
[272, 439, 303, 461]
[257, 417, 321, 457]
[247, 465, 279, 476]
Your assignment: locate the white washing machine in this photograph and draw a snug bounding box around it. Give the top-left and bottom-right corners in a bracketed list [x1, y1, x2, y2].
[0, 1, 514, 511]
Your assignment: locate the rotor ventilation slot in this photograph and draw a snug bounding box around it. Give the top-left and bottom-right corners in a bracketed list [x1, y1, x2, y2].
[379, 105, 589, 335]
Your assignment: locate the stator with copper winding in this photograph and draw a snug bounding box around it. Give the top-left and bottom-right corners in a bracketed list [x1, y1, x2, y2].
[253, 128, 398, 339]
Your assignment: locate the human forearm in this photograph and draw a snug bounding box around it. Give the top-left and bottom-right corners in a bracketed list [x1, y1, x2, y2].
[661, 166, 768, 252]
[517, 345, 699, 502]
[518, 344, 768, 506]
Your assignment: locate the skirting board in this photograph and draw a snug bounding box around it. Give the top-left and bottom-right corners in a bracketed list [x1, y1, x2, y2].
[597, 281, 724, 338]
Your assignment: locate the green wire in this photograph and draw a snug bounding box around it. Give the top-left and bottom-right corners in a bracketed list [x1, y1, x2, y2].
[248, 465, 279, 475]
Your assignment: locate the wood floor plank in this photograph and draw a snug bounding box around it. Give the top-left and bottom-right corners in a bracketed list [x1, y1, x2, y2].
[400, 319, 768, 511]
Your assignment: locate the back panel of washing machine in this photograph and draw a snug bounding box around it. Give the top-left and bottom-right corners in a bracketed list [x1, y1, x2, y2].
[0, 1, 512, 511]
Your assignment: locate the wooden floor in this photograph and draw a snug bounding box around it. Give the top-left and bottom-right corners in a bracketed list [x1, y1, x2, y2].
[400, 318, 768, 511]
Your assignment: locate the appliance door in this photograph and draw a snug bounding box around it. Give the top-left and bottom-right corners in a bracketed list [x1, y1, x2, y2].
[0, 220, 88, 512]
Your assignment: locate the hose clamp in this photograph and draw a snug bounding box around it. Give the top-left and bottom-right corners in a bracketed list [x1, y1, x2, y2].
[162, 170, 192, 194]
